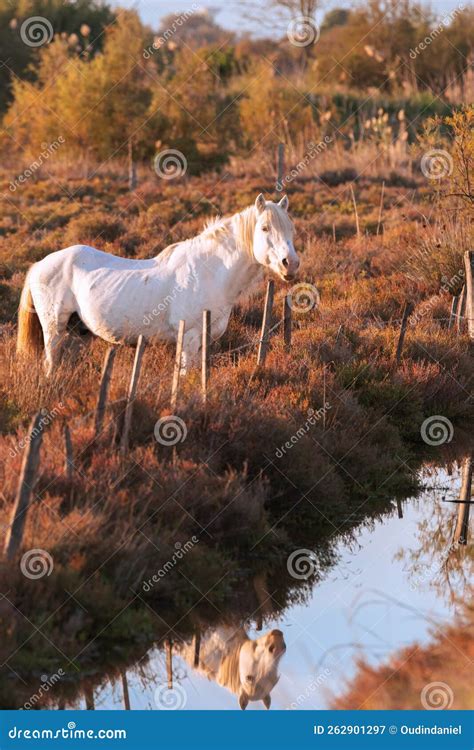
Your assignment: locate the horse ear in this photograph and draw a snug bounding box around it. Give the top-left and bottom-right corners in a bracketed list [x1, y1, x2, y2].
[255, 193, 266, 214]
[239, 691, 249, 710]
[278, 195, 289, 211]
[263, 694, 271, 710]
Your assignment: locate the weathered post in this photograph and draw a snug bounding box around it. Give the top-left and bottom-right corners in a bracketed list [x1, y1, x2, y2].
[350, 183, 360, 238]
[166, 637, 173, 690]
[171, 320, 185, 411]
[193, 631, 201, 668]
[120, 335, 146, 453]
[257, 281, 275, 366]
[283, 294, 292, 352]
[453, 454, 472, 546]
[448, 295, 458, 330]
[201, 310, 211, 404]
[94, 347, 116, 438]
[276, 142, 284, 192]
[396, 498, 403, 519]
[121, 670, 131, 710]
[3, 412, 44, 561]
[463, 251, 474, 340]
[457, 285, 466, 334]
[84, 684, 95, 710]
[376, 180, 385, 236]
[63, 423, 73, 481]
[395, 302, 414, 365]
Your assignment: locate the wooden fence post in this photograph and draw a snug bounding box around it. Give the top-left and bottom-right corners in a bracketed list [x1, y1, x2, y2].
[457, 284, 466, 334]
[454, 454, 472, 546]
[171, 320, 185, 411]
[276, 142, 284, 192]
[350, 184, 360, 238]
[63, 424, 73, 481]
[120, 335, 146, 453]
[257, 280, 275, 366]
[84, 684, 95, 710]
[396, 498, 403, 519]
[166, 637, 173, 690]
[193, 631, 201, 668]
[448, 295, 458, 329]
[201, 310, 211, 404]
[463, 251, 474, 340]
[3, 412, 44, 561]
[395, 302, 414, 365]
[94, 347, 116, 438]
[283, 295, 292, 352]
[121, 669, 131, 710]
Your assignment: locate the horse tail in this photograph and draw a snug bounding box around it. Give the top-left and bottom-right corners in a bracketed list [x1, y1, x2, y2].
[17, 270, 44, 355]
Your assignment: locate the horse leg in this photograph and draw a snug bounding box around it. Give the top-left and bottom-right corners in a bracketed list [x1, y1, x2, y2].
[42, 307, 71, 376]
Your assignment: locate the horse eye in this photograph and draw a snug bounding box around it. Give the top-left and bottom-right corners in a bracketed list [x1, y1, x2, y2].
[246, 675, 255, 683]
[262, 225, 269, 232]
[269, 644, 275, 653]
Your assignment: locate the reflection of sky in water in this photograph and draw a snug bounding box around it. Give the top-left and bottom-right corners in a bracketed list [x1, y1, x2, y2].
[88, 467, 469, 710]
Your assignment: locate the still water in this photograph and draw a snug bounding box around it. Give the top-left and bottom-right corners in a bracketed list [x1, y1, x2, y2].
[78, 464, 471, 711]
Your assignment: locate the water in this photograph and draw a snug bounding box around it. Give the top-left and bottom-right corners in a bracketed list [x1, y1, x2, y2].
[77, 464, 472, 711]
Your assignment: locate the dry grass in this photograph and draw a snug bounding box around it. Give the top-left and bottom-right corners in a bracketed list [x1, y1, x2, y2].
[0, 163, 472, 704]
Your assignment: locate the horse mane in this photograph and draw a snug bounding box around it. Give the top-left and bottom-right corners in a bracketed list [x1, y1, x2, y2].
[217, 641, 244, 694]
[155, 202, 292, 263]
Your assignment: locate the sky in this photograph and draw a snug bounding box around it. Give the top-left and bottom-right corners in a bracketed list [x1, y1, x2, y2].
[115, 0, 470, 33]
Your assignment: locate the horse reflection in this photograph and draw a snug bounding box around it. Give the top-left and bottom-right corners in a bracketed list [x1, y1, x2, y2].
[177, 625, 286, 709]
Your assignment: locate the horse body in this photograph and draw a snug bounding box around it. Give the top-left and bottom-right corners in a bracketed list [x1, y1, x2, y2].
[177, 625, 286, 709]
[17, 194, 299, 373]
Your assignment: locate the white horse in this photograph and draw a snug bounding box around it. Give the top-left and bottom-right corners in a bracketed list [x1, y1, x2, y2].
[17, 194, 299, 374]
[176, 625, 286, 709]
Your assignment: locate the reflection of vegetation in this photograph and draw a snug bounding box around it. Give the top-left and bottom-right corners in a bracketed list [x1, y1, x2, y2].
[394, 459, 474, 606]
[332, 599, 474, 709]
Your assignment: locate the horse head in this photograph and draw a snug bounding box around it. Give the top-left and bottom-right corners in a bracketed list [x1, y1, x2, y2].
[237, 628, 286, 710]
[252, 193, 300, 282]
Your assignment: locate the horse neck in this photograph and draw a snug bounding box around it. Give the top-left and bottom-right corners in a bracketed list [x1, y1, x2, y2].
[217, 208, 260, 300]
